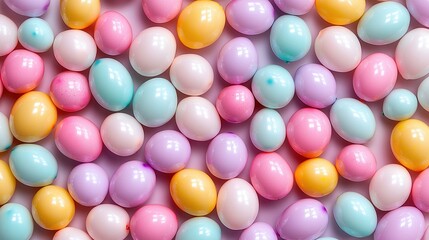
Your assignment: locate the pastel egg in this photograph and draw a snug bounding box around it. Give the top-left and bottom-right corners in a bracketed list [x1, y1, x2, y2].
[94, 11, 132, 56]
[176, 217, 221, 240]
[9, 91, 57, 143]
[226, 0, 274, 35]
[109, 161, 156, 208]
[407, 0, 429, 28]
[133, 78, 177, 127]
[217, 37, 258, 84]
[383, 89, 418, 121]
[412, 168, 429, 212]
[330, 98, 376, 144]
[0, 112, 13, 152]
[130, 205, 178, 240]
[60, 0, 100, 29]
[295, 158, 338, 197]
[315, 0, 365, 25]
[129, 27, 176, 77]
[418, 76, 429, 112]
[53, 227, 91, 240]
[9, 144, 57, 187]
[0, 203, 33, 240]
[142, 0, 182, 23]
[0, 160, 16, 205]
[217, 178, 259, 230]
[54, 116, 102, 163]
[0, 14, 17, 57]
[89, 58, 134, 111]
[4, 0, 50, 17]
[240, 222, 277, 240]
[86, 204, 129, 240]
[274, 0, 315, 15]
[335, 144, 377, 182]
[250, 108, 286, 152]
[18, 18, 54, 52]
[216, 85, 255, 124]
[333, 192, 377, 238]
[1, 49, 44, 94]
[32, 185, 75, 230]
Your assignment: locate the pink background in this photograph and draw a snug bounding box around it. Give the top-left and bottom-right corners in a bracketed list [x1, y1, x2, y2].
[1, 0, 428, 239]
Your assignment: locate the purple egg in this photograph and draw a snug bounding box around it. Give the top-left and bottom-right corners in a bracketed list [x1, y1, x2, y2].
[240, 222, 278, 240]
[4, 0, 50, 17]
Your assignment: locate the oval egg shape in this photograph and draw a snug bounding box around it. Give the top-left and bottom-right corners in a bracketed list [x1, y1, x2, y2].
[0, 203, 33, 240]
[250, 108, 286, 152]
[0, 160, 16, 205]
[0, 112, 13, 152]
[18, 18, 54, 53]
[142, 0, 182, 23]
[60, 0, 100, 29]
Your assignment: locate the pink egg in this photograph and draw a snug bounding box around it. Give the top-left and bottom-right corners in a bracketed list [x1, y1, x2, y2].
[142, 0, 182, 23]
[49, 71, 91, 112]
[216, 85, 255, 123]
[53, 227, 91, 240]
[1, 49, 44, 94]
[54, 116, 102, 163]
[412, 168, 429, 212]
[130, 205, 178, 240]
[335, 144, 377, 182]
[86, 204, 130, 240]
[94, 11, 132, 56]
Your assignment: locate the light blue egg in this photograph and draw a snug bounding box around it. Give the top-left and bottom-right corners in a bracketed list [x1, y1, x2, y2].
[251, 65, 295, 109]
[0, 203, 33, 240]
[18, 18, 54, 53]
[176, 217, 221, 240]
[383, 89, 417, 121]
[330, 98, 376, 144]
[0, 112, 13, 152]
[89, 58, 134, 111]
[418, 76, 429, 112]
[357, 2, 410, 45]
[133, 78, 177, 127]
[9, 144, 58, 187]
[250, 108, 286, 152]
[270, 15, 312, 62]
[333, 192, 377, 238]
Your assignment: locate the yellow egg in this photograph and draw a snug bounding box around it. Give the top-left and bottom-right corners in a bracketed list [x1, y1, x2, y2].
[32, 185, 75, 230]
[295, 158, 338, 197]
[9, 91, 57, 143]
[60, 0, 100, 29]
[391, 119, 429, 171]
[177, 1, 225, 49]
[170, 169, 217, 216]
[0, 160, 16, 205]
[315, 0, 365, 25]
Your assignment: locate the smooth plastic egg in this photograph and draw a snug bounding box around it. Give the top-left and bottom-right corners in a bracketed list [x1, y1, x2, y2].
[250, 108, 286, 152]
[274, 0, 315, 15]
[216, 85, 255, 124]
[0, 160, 15, 205]
[60, 0, 100, 29]
[226, 0, 274, 35]
[86, 204, 129, 240]
[407, 0, 429, 28]
[0, 14, 17, 57]
[18, 18, 54, 52]
[335, 144, 377, 182]
[0, 203, 33, 240]
[315, 0, 365, 25]
[0, 112, 13, 152]
[53, 227, 91, 240]
[295, 158, 338, 197]
[130, 205, 178, 240]
[413, 168, 429, 212]
[383, 89, 418, 121]
[4, 0, 50, 17]
[142, 0, 182, 23]
[418, 77, 429, 112]
[240, 222, 277, 240]
[176, 217, 221, 240]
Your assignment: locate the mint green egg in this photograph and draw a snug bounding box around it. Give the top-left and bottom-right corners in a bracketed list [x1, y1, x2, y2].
[250, 108, 286, 152]
[333, 192, 377, 238]
[0, 112, 13, 152]
[0, 203, 33, 240]
[9, 144, 58, 187]
[383, 89, 417, 121]
[89, 58, 134, 111]
[133, 78, 177, 127]
[18, 18, 54, 53]
[176, 217, 221, 240]
[358, 2, 410, 45]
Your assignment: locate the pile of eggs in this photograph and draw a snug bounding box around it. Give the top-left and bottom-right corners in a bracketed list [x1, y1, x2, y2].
[2, 0, 429, 239]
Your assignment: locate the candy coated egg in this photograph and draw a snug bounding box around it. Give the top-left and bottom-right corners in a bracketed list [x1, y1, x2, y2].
[94, 11, 132, 56]
[60, 0, 100, 29]
[250, 108, 286, 152]
[276, 199, 328, 240]
[406, 0, 429, 28]
[287, 108, 331, 158]
[251, 65, 295, 109]
[0, 160, 15, 205]
[353, 53, 397, 102]
[129, 27, 176, 77]
[250, 152, 293, 200]
[67, 163, 108, 207]
[206, 133, 248, 180]
[412, 168, 429, 212]
[109, 161, 156, 208]
[142, 0, 182, 23]
[294, 63, 336, 108]
[1, 49, 44, 94]
[295, 158, 338, 197]
[176, 217, 221, 240]
[145, 130, 191, 173]
[49, 71, 91, 112]
[374, 206, 425, 240]
[89, 58, 134, 111]
[274, 0, 314, 15]
[53, 30, 97, 71]
[133, 78, 177, 127]
[335, 144, 376, 182]
[53, 227, 91, 240]
[315, 26, 361, 72]
[0, 203, 33, 240]
[217, 178, 259, 230]
[18, 18, 54, 52]
[170, 54, 213, 96]
[226, 0, 274, 35]
[216, 85, 255, 123]
[330, 98, 376, 143]
[177, 1, 225, 49]
[240, 222, 277, 240]
[0, 112, 13, 152]
[130, 205, 178, 240]
[390, 119, 429, 171]
[175, 97, 221, 141]
[217, 37, 258, 85]
[4, 0, 50, 17]
[101, 113, 144, 156]
[86, 204, 129, 240]
[270, 15, 311, 62]
[0, 14, 17, 57]
[418, 77, 429, 111]
[54, 116, 102, 163]
[315, 0, 365, 25]
[383, 89, 417, 121]
[333, 192, 377, 238]
[358, 2, 410, 45]
[170, 169, 217, 216]
[9, 91, 57, 143]
[32, 185, 75, 230]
